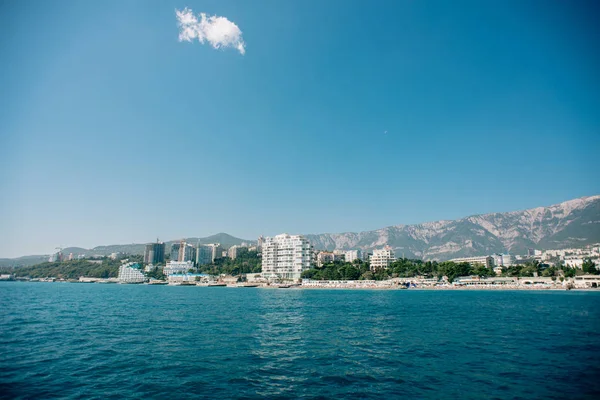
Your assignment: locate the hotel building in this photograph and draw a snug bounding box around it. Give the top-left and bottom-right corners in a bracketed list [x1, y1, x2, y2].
[261, 233, 313, 281]
[369, 247, 396, 271]
[449, 255, 495, 269]
[163, 261, 194, 276]
[118, 262, 146, 283]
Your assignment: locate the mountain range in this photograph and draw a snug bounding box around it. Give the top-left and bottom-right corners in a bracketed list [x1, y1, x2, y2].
[306, 195, 600, 260]
[2, 195, 599, 267]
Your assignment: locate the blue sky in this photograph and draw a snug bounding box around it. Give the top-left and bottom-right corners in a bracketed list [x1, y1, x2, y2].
[1, 0, 598, 257]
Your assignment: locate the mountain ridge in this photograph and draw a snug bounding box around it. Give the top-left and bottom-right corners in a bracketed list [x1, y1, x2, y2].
[2, 195, 599, 267]
[305, 195, 600, 260]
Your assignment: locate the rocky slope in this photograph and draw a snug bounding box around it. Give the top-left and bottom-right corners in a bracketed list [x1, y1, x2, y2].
[306, 195, 600, 260]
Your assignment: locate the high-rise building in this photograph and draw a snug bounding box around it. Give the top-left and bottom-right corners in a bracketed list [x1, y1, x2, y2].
[262, 233, 313, 281]
[170, 241, 196, 263]
[210, 243, 223, 261]
[196, 244, 213, 266]
[257, 236, 265, 252]
[144, 240, 165, 265]
[369, 247, 396, 271]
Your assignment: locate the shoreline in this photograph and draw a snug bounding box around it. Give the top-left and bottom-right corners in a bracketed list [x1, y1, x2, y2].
[3, 280, 599, 291]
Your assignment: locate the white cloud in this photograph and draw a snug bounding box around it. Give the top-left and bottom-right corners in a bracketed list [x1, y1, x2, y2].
[176, 8, 246, 55]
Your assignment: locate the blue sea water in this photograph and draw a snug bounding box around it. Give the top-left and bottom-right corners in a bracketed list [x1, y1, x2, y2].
[1, 282, 599, 399]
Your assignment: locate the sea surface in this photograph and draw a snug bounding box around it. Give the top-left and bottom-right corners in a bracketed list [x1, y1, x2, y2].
[1, 282, 599, 399]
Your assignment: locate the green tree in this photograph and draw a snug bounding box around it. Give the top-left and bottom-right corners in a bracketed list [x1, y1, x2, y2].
[582, 259, 598, 275]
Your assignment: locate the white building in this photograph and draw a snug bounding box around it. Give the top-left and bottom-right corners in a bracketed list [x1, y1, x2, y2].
[564, 257, 585, 268]
[167, 273, 208, 284]
[493, 254, 515, 267]
[344, 250, 361, 263]
[369, 247, 396, 271]
[163, 260, 194, 276]
[118, 262, 146, 283]
[573, 275, 600, 288]
[450, 256, 495, 269]
[316, 251, 334, 267]
[261, 233, 313, 281]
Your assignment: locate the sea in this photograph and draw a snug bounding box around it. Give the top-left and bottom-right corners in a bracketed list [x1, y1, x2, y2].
[1, 282, 599, 399]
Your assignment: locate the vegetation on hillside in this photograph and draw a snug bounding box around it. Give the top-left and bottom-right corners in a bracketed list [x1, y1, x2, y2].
[0, 255, 143, 279]
[196, 249, 261, 276]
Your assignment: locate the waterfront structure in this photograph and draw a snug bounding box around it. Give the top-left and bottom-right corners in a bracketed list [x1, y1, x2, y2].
[167, 273, 209, 284]
[369, 247, 396, 271]
[261, 233, 313, 281]
[144, 240, 165, 265]
[573, 275, 600, 288]
[344, 250, 362, 263]
[170, 241, 196, 263]
[449, 256, 495, 269]
[163, 261, 194, 276]
[118, 262, 146, 283]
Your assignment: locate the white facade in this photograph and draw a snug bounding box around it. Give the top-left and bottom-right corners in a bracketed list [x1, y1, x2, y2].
[118, 262, 146, 283]
[261, 233, 313, 281]
[369, 247, 396, 271]
[564, 257, 584, 268]
[493, 254, 515, 267]
[344, 250, 361, 263]
[167, 273, 208, 284]
[573, 275, 600, 288]
[450, 256, 495, 269]
[163, 261, 194, 276]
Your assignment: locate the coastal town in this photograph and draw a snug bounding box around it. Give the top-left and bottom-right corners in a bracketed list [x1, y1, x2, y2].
[2, 233, 600, 290]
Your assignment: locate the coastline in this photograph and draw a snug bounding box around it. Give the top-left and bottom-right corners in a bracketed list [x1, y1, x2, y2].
[3, 280, 599, 291]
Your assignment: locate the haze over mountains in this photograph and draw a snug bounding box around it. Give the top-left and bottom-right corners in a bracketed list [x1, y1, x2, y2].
[308, 195, 600, 260]
[2, 195, 599, 267]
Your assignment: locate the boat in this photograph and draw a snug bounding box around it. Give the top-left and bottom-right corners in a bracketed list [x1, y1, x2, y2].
[207, 283, 227, 287]
[147, 280, 168, 285]
[237, 283, 259, 288]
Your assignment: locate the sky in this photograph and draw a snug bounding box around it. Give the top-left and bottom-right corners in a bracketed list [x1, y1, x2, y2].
[0, 0, 599, 258]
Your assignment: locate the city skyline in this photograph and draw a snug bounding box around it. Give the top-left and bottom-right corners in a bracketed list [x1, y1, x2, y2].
[1, 1, 599, 258]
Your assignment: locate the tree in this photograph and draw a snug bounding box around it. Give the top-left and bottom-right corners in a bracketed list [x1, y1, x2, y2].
[582, 259, 598, 275]
[360, 271, 374, 280]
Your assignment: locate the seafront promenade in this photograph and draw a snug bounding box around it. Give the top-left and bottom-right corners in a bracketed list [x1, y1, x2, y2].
[4, 276, 599, 290]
